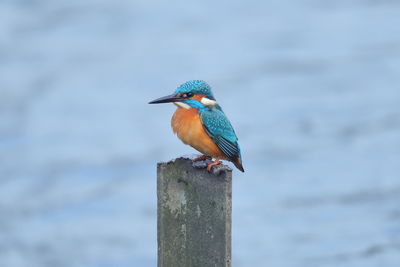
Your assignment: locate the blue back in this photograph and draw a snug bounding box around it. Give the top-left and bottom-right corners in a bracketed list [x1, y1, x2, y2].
[200, 108, 242, 161]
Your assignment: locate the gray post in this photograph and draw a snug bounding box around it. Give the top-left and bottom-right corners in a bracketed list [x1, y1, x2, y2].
[157, 157, 232, 267]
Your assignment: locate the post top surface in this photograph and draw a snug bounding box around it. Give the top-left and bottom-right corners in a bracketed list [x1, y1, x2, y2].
[157, 156, 233, 177]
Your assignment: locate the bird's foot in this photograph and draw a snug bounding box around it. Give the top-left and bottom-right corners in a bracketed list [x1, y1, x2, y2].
[207, 159, 222, 172]
[192, 155, 212, 162]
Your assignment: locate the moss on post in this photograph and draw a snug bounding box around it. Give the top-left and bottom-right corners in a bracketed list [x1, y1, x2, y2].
[157, 157, 232, 267]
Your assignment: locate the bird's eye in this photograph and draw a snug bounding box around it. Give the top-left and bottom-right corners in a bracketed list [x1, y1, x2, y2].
[179, 92, 194, 98]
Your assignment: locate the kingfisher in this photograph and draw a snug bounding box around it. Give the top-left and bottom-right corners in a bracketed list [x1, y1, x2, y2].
[149, 80, 244, 172]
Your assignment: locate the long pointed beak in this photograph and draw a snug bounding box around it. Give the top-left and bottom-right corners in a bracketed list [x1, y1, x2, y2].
[148, 93, 185, 104]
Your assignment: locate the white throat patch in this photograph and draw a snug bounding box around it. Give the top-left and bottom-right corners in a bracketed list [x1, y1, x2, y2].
[174, 102, 191, 109]
[200, 97, 217, 106]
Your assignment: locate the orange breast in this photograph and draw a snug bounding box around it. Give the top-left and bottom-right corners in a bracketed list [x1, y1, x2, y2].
[171, 108, 226, 159]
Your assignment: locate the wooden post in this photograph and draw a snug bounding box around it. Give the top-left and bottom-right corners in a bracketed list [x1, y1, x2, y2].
[157, 157, 232, 267]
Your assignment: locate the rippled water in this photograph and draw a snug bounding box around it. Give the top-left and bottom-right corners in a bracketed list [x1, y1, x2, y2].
[1, 0, 400, 266]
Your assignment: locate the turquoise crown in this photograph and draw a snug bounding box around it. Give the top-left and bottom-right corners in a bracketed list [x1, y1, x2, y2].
[175, 80, 215, 100]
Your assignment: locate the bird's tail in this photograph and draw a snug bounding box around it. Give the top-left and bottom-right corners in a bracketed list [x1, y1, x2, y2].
[233, 157, 245, 172]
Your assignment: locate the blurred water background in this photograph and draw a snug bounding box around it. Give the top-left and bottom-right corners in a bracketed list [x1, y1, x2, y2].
[1, 0, 400, 266]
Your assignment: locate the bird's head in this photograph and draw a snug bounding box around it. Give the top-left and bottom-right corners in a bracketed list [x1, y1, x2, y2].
[149, 80, 218, 109]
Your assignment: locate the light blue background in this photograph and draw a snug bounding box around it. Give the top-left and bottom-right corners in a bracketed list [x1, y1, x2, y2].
[1, 1, 399, 266]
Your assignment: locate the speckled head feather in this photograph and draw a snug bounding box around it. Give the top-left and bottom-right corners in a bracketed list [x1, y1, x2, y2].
[175, 80, 216, 100]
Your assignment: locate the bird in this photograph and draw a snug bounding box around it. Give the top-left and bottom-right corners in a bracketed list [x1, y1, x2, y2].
[149, 80, 244, 172]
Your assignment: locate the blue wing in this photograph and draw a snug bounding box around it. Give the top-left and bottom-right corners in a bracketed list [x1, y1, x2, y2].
[200, 108, 242, 161]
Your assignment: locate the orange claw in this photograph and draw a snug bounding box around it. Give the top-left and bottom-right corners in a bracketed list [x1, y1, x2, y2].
[207, 159, 222, 172]
[193, 155, 211, 162]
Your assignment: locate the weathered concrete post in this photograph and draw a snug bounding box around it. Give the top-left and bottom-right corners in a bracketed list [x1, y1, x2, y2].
[157, 157, 232, 267]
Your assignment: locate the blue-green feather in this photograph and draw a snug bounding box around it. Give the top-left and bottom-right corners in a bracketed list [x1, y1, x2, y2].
[182, 99, 208, 111]
[175, 80, 216, 100]
[200, 108, 242, 161]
